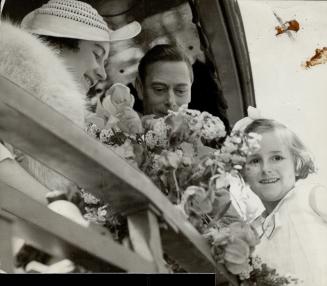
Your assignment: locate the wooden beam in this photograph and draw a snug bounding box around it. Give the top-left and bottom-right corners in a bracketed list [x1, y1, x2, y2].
[128, 210, 168, 273]
[0, 211, 14, 273]
[0, 182, 156, 273]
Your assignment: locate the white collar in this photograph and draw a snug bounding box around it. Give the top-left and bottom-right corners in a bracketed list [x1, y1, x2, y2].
[260, 186, 297, 239]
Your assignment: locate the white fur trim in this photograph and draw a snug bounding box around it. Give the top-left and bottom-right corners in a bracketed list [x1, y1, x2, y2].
[0, 21, 85, 128]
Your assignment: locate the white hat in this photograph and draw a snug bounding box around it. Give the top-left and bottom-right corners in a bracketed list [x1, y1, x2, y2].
[21, 0, 141, 42]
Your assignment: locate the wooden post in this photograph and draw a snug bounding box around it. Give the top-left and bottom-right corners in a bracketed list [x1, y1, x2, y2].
[0, 211, 14, 273]
[127, 208, 168, 273]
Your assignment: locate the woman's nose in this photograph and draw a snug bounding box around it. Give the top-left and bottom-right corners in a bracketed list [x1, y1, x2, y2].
[96, 64, 107, 81]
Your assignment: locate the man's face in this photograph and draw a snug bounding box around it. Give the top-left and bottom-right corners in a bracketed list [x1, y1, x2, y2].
[142, 61, 192, 116]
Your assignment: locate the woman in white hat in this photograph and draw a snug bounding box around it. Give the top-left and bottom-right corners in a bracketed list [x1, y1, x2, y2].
[0, 0, 141, 203]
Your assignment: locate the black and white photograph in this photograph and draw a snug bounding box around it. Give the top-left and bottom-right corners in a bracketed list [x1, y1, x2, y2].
[0, 0, 326, 285]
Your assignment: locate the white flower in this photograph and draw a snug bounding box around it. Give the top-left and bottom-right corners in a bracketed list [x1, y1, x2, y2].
[81, 190, 100, 205]
[251, 255, 262, 270]
[97, 205, 108, 222]
[200, 112, 226, 140]
[212, 173, 230, 189]
[222, 140, 238, 153]
[230, 135, 242, 144]
[152, 118, 167, 134]
[217, 152, 232, 163]
[157, 150, 182, 169]
[86, 123, 100, 138]
[144, 128, 168, 150]
[238, 263, 253, 280]
[233, 165, 243, 170]
[182, 156, 192, 166]
[247, 132, 262, 153]
[84, 212, 98, 223]
[203, 227, 231, 245]
[145, 131, 157, 149]
[231, 154, 246, 165]
[99, 129, 114, 143]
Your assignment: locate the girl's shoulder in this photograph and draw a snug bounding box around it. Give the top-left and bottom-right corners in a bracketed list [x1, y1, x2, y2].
[294, 179, 327, 222]
[308, 184, 327, 222]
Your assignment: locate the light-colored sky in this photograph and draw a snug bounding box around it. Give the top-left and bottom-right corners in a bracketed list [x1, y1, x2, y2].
[239, 0, 327, 185]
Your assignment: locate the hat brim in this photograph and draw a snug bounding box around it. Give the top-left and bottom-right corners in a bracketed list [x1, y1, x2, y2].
[21, 11, 141, 42]
[109, 21, 141, 42]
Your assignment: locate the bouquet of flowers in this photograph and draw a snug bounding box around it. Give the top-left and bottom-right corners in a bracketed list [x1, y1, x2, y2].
[84, 105, 297, 285]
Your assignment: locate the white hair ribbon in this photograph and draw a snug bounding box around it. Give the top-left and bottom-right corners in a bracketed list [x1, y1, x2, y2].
[232, 106, 263, 133]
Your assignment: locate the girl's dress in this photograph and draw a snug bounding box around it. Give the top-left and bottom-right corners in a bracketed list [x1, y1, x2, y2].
[254, 180, 327, 286]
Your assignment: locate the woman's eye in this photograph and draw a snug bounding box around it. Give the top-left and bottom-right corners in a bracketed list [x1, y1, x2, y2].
[93, 52, 100, 60]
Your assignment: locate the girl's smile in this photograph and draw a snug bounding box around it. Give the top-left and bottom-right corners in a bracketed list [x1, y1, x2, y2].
[259, 178, 280, 184]
[244, 131, 297, 212]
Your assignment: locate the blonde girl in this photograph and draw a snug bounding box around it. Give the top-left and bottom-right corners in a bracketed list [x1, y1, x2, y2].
[243, 118, 327, 286]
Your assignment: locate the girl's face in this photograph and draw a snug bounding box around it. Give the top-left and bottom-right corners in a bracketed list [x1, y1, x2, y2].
[243, 131, 297, 210]
[62, 40, 110, 93]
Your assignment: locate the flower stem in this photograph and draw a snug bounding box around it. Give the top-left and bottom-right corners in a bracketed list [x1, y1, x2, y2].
[172, 169, 180, 202]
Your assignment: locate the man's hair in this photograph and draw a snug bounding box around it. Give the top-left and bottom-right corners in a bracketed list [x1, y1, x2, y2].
[38, 35, 80, 52]
[138, 44, 194, 84]
[244, 118, 316, 180]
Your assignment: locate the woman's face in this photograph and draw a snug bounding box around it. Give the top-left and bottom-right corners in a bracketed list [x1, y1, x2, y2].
[61, 40, 110, 93]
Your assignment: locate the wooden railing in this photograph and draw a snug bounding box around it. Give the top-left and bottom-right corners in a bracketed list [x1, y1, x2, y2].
[0, 75, 238, 285]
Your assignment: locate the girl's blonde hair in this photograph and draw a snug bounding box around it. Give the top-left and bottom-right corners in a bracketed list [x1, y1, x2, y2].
[244, 119, 316, 180]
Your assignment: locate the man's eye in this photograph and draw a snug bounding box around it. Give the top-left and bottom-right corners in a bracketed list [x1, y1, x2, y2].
[153, 87, 166, 93]
[175, 89, 187, 96]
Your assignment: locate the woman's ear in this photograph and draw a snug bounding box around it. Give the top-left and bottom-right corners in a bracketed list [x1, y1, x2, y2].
[134, 76, 144, 101]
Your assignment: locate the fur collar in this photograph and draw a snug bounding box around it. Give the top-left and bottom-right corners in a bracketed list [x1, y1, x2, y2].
[0, 21, 85, 128]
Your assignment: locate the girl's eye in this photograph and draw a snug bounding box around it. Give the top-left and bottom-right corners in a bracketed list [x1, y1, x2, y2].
[273, 155, 284, 161]
[248, 158, 260, 165]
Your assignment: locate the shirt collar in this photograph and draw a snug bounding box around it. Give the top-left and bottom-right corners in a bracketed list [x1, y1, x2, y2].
[260, 186, 296, 239]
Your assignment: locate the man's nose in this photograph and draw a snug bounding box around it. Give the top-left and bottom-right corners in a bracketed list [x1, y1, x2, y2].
[167, 89, 177, 105]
